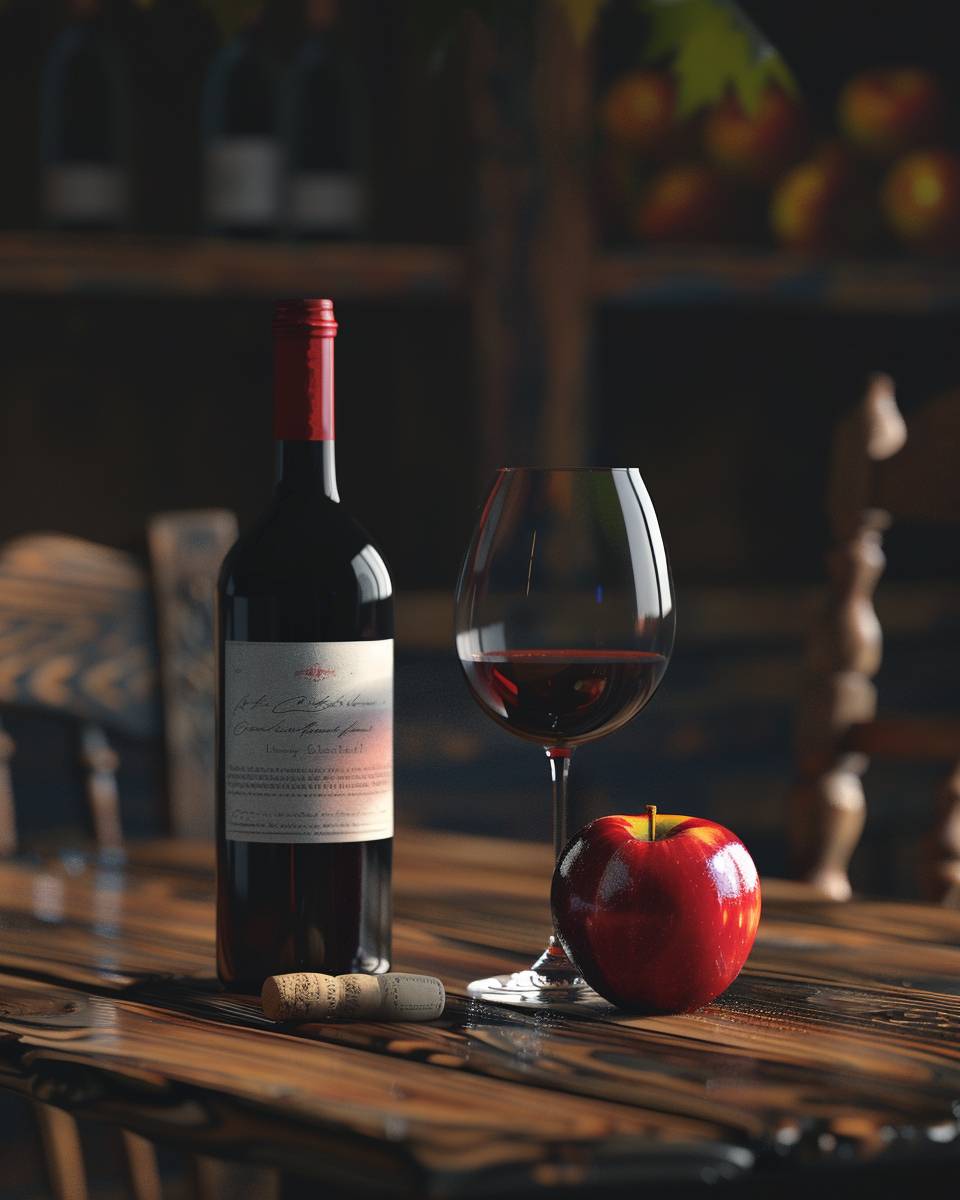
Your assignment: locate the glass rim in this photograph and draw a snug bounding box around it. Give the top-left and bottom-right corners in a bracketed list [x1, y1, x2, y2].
[497, 466, 640, 473]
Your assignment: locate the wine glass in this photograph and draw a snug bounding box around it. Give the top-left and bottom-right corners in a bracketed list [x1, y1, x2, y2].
[454, 468, 675, 1006]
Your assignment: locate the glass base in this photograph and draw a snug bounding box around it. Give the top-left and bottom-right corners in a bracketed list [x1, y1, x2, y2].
[466, 970, 607, 1008]
[466, 937, 612, 1011]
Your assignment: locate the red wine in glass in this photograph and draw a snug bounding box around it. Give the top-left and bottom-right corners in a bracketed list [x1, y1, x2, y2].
[460, 649, 668, 746]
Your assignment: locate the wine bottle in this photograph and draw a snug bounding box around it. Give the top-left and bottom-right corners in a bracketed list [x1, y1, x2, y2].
[216, 299, 393, 991]
[39, 0, 129, 229]
[282, 0, 366, 238]
[201, 4, 280, 236]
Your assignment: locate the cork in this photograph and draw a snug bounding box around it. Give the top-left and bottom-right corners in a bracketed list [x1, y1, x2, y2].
[261, 972, 445, 1023]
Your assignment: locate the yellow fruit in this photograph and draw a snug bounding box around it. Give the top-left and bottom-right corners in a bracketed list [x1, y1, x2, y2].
[882, 149, 960, 250]
[770, 145, 863, 251]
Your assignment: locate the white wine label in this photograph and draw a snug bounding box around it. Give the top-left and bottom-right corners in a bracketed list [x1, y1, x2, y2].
[225, 639, 393, 844]
[289, 171, 364, 233]
[44, 163, 126, 223]
[205, 137, 280, 226]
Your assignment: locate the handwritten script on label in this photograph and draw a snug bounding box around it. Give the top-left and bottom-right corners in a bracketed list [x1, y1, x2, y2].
[224, 640, 393, 844]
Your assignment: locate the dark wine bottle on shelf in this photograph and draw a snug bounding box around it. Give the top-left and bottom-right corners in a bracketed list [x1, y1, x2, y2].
[216, 299, 393, 992]
[39, 0, 129, 230]
[201, 4, 280, 236]
[282, 0, 366, 239]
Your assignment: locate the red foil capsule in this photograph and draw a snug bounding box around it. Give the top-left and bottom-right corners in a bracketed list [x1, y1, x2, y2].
[273, 298, 337, 441]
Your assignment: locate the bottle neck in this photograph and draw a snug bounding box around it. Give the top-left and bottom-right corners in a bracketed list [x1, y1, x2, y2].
[273, 326, 338, 500]
[275, 440, 338, 500]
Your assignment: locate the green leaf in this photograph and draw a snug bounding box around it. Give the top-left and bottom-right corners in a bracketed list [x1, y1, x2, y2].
[640, 0, 706, 65]
[640, 0, 797, 117]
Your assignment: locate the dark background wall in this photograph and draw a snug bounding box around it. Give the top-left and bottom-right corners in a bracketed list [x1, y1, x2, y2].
[1, 0, 959, 899]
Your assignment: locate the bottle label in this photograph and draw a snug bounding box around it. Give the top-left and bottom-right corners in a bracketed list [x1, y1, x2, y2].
[289, 171, 364, 233]
[224, 639, 393, 843]
[205, 137, 280, 226]
[44, 164, 125, 223]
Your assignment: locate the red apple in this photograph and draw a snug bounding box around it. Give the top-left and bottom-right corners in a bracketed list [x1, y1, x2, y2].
[839, 68, 944, 161]
[600, 70, 677, 156]
[881, 149, 960, 252]
[632, 163, 732, 243]
[551, 807, 761, 1013]
[703, 86, 808, 184]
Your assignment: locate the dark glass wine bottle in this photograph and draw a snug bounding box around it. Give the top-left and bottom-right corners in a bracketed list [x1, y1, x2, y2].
[216, 299, 393, 992]
[201, 3, 280, 236]
[282, 0, 366, 238]
[39, 0, 129, 230]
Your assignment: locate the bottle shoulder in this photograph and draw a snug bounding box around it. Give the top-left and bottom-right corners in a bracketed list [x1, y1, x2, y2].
[219, 495, 392, 603]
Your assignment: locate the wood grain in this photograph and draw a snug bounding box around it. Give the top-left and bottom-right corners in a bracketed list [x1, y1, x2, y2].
[0, 831, 959, 1194]
[0, 534, 160, 739]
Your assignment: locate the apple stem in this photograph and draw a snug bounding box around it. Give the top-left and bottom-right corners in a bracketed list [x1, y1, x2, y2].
[646, 804, 657, 841]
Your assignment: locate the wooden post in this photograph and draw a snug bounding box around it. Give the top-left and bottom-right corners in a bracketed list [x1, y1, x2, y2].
[925, 764, 960, 906]
[80, 722, 123, 854]
[789, 375, 907, 899]
[530, 3, 594, 467]
[147, 510, 238, 840]
[467, 2, 594, 478]
[35, 1103, 88, 1200]
[120, 1131, 163, 1200]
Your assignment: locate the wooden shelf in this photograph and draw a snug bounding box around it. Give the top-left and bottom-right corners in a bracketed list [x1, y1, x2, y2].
[594, 247, 960, 313]
[0, 233, 465, 299]
[3, 234, 960, 313]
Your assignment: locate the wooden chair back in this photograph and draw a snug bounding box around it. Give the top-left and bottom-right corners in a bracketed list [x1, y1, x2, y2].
[0, 511, 236, 853]
[790, 376, 960, 904]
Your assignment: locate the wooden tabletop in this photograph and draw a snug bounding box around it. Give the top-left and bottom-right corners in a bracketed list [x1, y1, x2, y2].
[1, 830, 959, 1196]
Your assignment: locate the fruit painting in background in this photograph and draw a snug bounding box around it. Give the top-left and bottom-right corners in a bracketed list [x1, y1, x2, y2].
[593, 4, 959, 256]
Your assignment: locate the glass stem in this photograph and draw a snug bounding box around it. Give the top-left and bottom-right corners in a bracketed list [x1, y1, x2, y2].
[546, 747, 573, 865]
[530, 746, 581, 981]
